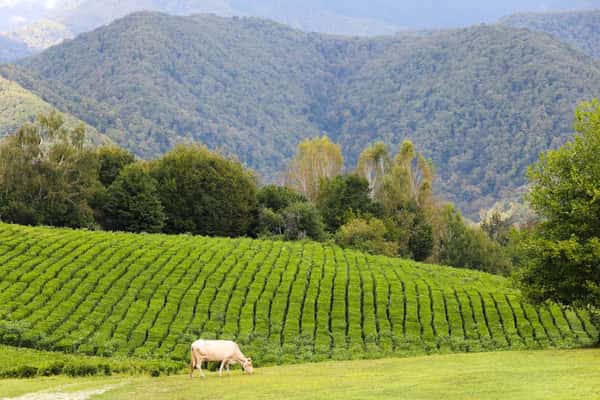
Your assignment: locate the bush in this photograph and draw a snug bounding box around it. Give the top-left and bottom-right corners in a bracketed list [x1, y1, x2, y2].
[282, 202, 326, 241]
[336, 217, 398, 256]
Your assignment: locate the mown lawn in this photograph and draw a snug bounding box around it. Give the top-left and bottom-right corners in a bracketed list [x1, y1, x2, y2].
[1, 349, 599, 400]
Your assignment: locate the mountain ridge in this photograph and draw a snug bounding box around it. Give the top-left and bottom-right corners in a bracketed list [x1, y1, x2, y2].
[500, 9, 600, 58]
[3, 11, 600, 217]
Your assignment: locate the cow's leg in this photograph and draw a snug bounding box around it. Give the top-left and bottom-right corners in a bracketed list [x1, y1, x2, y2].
[198, 359, 206, 378]
[226, 360, 231, 376]
[219, 360, 227, 377]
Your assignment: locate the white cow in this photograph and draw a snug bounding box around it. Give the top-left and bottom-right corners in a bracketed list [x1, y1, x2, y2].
[190, 339, 254, 378]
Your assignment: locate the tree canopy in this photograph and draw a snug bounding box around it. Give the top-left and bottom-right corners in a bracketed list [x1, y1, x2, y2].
[0, 111, 100, 228]
[518, 100, 600, 325]
[150, 144, 258, 237]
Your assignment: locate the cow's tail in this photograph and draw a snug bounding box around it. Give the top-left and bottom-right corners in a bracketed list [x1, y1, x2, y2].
[189, 348, 196, 378]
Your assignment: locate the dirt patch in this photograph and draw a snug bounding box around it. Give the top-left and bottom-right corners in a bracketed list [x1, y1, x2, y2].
[1, 386, 117, 400]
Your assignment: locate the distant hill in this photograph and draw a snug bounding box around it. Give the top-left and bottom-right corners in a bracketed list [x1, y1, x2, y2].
[0, 36, 32, 63]
[0, 75, 111, 145]
[501, 10, 600, 59]
[3, 19, 73, 50]
[3, 12, 600, 217]
[4, 1, 600, 62]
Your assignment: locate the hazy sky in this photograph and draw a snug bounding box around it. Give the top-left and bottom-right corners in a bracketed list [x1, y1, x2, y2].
[2, 0, 600, 32]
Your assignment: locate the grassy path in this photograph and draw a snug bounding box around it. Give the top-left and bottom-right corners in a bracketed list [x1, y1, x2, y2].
[2, 349, 599, 400]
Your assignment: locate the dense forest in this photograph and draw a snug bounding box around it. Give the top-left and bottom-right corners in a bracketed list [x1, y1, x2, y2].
[0, 76, 108, 144]
[501, 10, 600, 59]
[2, 12, 599, 217]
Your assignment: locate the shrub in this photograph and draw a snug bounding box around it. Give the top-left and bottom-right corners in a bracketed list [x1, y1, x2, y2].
[336, 217, 398, 256]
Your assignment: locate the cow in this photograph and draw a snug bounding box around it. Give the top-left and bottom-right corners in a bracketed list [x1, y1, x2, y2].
[190, 339, 254, 378]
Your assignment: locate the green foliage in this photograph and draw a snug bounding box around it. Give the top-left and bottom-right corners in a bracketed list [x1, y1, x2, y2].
[0, 345, 181, 378]
[256, 207, 285, 237]
[281, 202, 325, 241]
[501, 10, 600, 59]
[150, 145, 258, 237]
[96, 145, 136, 187]
[0, 223, 595, 368]
[336, 217, 397, 256]
[103, 163, 165, 233]
[0, 112, 101, 228]
[3, 14, 599, 216]
[257, 185, 306, 211]
[481, 210, 514, 246]
[317, 174, 381, 232]
[0, 76, 108, 144]
[518, 100, 600, 333]
[437, 205, 512, 275]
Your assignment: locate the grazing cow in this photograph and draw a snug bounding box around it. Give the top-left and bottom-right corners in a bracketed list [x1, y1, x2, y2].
[190, 339, 254, 378]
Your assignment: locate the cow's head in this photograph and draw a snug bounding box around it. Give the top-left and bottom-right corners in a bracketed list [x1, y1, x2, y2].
[242, 358, 253, 374]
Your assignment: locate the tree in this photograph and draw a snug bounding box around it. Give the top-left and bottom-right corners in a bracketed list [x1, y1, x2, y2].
[256, 207, 286, 237]
[285, 136, 343, 202]
[0, 111, 100, 228]
[437, 205, 512, 275]
[317, 174, 381, 232]
[518, 100, 600, 338]
[378, 140, 436, 259]
[282, 202, 325, 241]
[150, 145, 258, 237]
[356, 141, 391, 202]
[103, 163, 165, 233]
[382, 140, 435, 213]
[96, 146, 136, 187]
[257, 185, 306, 212]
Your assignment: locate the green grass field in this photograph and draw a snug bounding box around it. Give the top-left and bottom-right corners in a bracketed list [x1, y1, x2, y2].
[0, 222, 597, 371]
[1, 350, 599, 400]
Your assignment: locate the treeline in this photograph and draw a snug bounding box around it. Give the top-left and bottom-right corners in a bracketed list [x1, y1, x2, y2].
[0, 112, 510, 275]
[0, 112, 257, 238]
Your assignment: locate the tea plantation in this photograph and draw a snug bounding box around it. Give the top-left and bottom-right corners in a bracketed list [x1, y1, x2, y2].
[0, 223, 596, 368]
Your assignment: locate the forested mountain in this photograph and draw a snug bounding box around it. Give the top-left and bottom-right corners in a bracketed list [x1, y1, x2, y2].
[501, 10, 600, 58]
[3, 0, 600, 62]
[0, 75, 110, 144]
[2, 12, 599, 217]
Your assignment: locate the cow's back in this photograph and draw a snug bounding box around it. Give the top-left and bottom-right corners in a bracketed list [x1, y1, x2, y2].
[191, 339, 239, 361]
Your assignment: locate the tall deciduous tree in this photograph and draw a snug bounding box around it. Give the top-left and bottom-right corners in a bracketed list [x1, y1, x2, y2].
[380, 140, 435, 260]
[285, 136, 343, 202]
[151, 145, 258, 237]
[382, 140, 435, 212]
[356, 141, 391, 202]
[518, 100, 600, 338]
[0, 111, 100, 227]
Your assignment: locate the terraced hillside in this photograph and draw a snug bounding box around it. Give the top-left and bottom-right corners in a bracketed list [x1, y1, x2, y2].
[0, 223, 596, 366]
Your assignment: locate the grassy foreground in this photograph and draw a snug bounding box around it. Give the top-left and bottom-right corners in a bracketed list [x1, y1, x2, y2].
[1, 350, 599, 400]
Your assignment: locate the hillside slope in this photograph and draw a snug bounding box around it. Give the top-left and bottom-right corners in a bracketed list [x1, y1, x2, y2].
[3, 12, 600, 216]
[0, 223, 596, 365]
[0, 75, 111, 144]
[501, 10, 600, 59]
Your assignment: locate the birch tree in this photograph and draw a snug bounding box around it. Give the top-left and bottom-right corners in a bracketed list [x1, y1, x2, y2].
[285, 136, 343, 202]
